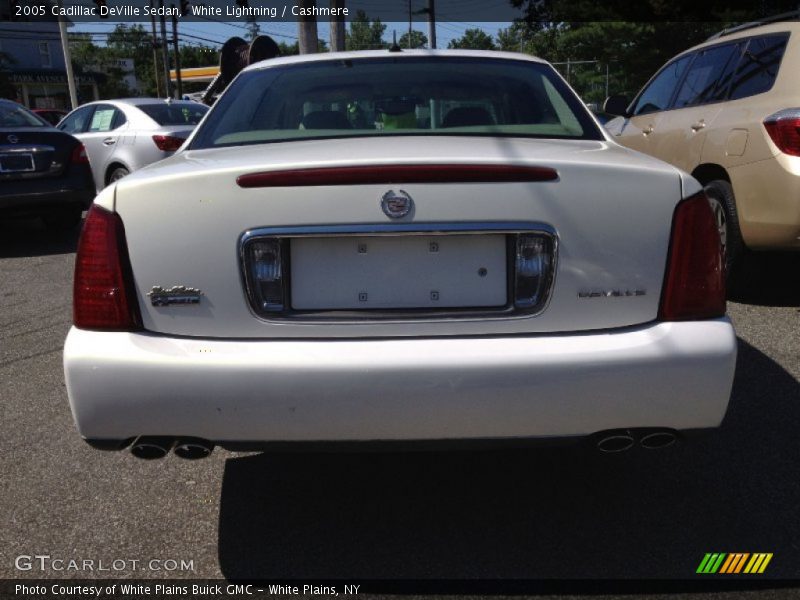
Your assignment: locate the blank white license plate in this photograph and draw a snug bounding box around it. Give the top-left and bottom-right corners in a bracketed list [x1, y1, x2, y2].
[290, 235, 507, 310]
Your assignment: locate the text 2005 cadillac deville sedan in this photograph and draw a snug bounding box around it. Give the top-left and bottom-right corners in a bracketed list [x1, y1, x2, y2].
[63, 50, 736, 460]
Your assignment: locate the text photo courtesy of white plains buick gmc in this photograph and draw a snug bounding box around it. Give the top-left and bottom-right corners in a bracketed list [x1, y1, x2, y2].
[62, 50, 736, 460]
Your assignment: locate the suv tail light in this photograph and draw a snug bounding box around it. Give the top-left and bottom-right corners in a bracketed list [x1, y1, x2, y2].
[74, 205, 142, 331]
[658, 191, 725, 321]
[764, 109, 800, 156]
[70, 143, 89, 164]
[152, 135, 184, 152]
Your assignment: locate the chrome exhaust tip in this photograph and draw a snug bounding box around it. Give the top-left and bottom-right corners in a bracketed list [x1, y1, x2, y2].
[596, 431, 635, 453]
[640, 430, 678, 450]
[130, 436, 173, 460]
[174, 438, 214, 460]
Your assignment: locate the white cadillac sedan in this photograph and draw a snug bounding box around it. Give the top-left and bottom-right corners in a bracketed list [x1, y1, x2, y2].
[63, 50, 736, 460]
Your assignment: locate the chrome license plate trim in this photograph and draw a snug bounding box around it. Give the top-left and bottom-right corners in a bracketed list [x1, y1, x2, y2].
[0, 152, 35, 173]
[239, 222, 558, 324]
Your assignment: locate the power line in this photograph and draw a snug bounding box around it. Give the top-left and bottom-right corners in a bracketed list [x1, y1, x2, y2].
[176, 31, 227, 45]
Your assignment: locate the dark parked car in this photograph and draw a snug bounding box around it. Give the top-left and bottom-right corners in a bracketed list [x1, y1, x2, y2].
[0, 100, 95, 230]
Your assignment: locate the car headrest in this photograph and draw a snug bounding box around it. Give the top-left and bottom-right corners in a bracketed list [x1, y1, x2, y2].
[441, 107, 495, 128]
[301, 111, 352, 130]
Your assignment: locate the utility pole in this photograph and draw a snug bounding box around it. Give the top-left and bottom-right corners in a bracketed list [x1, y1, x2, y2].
[407, 0, 412, 48]
[159, 0, 172, 97]
[149, 0, 161, 97]
[171, 8, 183, 98]
[329, 0, 345, 52]
[57, 9, 78, 109]
[427, 0, 435, 49]
[297, 0, 318, 54]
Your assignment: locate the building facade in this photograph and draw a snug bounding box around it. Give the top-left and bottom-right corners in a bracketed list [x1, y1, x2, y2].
[0, 12, 100, 109]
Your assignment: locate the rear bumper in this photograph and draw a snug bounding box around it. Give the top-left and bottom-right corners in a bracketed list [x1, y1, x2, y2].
[0, 186, 94, 216]
[0, 168, 95, 215]
[63, 319, 737, 443]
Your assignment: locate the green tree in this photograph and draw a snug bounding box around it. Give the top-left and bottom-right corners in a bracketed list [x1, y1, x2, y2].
[278, 41, 300, 56]
[507, 0, 753, 99]
[497, 20, 555, 54]
[69, 32, 134, 99]
[447, 28, 496, 50]
[105, 24, 161, 96]
[502, 22, 566, 62]
[345, 10, 387, 50]
[273, 39, 328, 55]
[398, 30, 427, 49]
[178, 45, 219, 69]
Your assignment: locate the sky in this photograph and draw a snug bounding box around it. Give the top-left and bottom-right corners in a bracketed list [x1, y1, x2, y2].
[70, 19, 509, 54]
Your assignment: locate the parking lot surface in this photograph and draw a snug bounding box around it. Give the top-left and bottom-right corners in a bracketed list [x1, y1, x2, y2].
[1, 218, 798, 589]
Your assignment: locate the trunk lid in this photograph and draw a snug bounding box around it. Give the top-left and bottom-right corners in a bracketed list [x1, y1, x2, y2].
[114, 136, 688, 338]
[0, 128, 78, 180]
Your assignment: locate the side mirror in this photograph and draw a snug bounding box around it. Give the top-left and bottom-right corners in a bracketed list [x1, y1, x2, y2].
[603, 95, 630, 117]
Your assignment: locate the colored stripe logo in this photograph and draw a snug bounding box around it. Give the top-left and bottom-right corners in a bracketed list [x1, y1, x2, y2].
[697, 553, 773, 574]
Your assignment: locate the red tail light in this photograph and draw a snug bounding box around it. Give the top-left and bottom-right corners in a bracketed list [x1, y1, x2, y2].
[658, 191, 726, 321]
[74, 205, 142, 331]
[237, 164, 559, 188]
[152, 135, 184, 152]
[70, 143, 90, 164]
[764, 109, 800, 156]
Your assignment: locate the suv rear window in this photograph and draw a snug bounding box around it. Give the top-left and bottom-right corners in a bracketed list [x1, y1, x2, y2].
[138, 103, 208, 126]
[728, 33, 789, 101]
[190, 57, 602, 149]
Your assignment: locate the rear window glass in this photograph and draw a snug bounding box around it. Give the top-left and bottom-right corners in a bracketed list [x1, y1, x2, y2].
[0, 102, 47, 127]
[190, 57, 601, 149]
[138, 103, 208, 126]
[729, 33, 789, 101]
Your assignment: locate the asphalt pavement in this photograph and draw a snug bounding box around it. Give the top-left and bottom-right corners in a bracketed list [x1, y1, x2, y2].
[1, 216, 798, 596]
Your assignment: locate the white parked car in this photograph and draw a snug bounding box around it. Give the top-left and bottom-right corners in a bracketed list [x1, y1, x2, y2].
[63, 50, 736, 460]
[58, 98, 208, 191]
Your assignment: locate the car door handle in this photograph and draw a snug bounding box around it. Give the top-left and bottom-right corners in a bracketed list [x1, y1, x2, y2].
[642, 125, 654, 135]
[691, 121, 706, 132]
[102, 138, 116, 146]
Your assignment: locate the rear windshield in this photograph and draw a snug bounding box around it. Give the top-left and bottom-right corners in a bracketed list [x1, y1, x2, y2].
[138, 103, 208, 126]
[0, 102, 47, 128]
[190, 56, 602, 149]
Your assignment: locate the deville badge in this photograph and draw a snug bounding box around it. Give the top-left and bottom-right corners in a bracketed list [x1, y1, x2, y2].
[147, 285, 203, 306]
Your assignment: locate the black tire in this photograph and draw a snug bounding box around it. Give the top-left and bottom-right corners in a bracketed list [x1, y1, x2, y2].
[107, 166, 129, 184]
[704, 179, 744, 285]
[42, 208, 83, 231]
